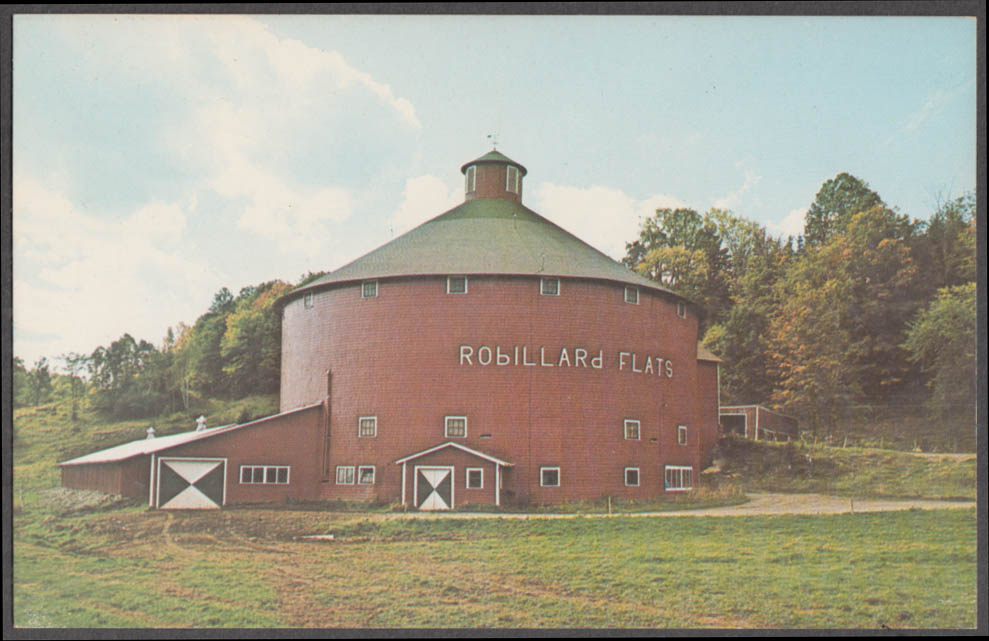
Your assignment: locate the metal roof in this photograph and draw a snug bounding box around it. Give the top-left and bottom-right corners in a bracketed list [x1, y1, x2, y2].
[460, 149, 527, 175]
[58, 403, 323, 466]
[291, 196, 680, 300]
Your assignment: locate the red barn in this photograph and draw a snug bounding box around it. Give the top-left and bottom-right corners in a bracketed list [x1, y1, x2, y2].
[61, 150, 721, 510]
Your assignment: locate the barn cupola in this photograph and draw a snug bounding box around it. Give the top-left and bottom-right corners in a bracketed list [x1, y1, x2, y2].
[461, 149, 528, 203]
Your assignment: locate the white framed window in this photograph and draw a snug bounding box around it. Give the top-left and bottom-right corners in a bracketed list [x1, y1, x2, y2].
[304, 292, 315, 309]
[624, 286, 639, 304]
[624, 419, 641, 441]
[466, 467, 484, 489]
[677, 301, 687, 318]
[540, 467, 560, 487]
[665, 465, 693, 491]
[447, 276, 468, 294]
[358, 416, 377, 438]
[335, 465, 355, 485]
[540, 278, 560, 296]
[465, 165, 476, 193]
[357, 466, 376, 485]
[362, 280, 378, 298]
[445, 416, 467, 438]
[506, 165, 520, 194]
[677, 424, 688, 446]
[624, 467, 640, 487]
[240, 465, 290, 485]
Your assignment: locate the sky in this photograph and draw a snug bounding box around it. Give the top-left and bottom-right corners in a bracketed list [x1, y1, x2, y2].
[12, 13, 978, 369]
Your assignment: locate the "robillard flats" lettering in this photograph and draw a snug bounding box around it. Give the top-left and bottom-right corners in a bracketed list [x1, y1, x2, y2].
[458, 345, 674, 378]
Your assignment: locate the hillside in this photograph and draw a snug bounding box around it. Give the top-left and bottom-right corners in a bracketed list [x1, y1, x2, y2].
[705, 436, 976, 501]
[12, 394, 279, 502]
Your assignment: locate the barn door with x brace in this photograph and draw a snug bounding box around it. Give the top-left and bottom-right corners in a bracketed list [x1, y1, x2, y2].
[415, 466, 454, 510]
[156, 457, 226, 509]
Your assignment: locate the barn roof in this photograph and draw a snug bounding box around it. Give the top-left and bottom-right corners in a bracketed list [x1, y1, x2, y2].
[290, 195, 680, 300]
[58, 403, 322, 466]
[697, 343, 723, 363]
[460, 149, 527, 176]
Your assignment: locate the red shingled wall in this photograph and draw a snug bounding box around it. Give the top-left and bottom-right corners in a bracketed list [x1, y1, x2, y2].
[61, 456, 149, 499]
[281, 275, 716, 505]
[160, 405, 325, 505]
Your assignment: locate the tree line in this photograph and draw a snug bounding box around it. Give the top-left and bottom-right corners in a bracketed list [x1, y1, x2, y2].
[624, 174, 977, 438]
[14, 173, 976, 442]
[13, 273, 325, 420]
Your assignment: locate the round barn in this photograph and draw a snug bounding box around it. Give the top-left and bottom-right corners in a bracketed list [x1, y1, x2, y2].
[60, 150, 722, 510]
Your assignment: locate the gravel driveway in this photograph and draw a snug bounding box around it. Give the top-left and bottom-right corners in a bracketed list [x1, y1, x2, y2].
[378, 492, 976, 520]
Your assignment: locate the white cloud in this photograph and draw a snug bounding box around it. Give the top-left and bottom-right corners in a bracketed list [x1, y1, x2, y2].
[712, 168, 762, 211]
[390, 175, 462, 236]
[54, 15, 421, 254]
[532, 183, 687, 261]
[768, 207, 807, 239]
[13, 15, 426, 363]
[13, 175, 220, 364]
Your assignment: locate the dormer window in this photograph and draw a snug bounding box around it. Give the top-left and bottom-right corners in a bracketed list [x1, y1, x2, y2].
[624, 286, 639, 305]
[465, 165, 476, 193]
[540, 278, 560, 296]
[447, 276, 468, 294]
[506, 166, 520, 194]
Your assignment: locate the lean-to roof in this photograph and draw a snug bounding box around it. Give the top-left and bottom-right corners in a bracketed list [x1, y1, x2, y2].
[58, 403, 322, 466]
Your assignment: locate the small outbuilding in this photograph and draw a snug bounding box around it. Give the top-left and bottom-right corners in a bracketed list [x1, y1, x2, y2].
[719, 405, 798, 442]
[59, 404, 323, 508]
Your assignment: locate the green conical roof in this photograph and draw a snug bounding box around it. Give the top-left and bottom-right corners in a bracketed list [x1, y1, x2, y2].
[461, 150, 527, 176]
[292, 196, 679, 300]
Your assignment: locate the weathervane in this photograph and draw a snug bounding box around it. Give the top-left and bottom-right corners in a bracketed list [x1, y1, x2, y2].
[487, 133, 498, 150]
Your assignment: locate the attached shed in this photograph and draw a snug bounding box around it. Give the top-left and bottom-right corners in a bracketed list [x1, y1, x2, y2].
[719, 405, 798, 442]
[59, 403, 324, 509]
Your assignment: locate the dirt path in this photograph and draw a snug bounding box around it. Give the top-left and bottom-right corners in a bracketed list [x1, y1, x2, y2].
[903, 452, 977, 462]
[374, 492, 976, 521]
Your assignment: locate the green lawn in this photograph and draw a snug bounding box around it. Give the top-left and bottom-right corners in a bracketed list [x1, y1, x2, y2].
[13, 505, 978, 629]
[12, 399, 980, 629]
[712, 436, 977, 500]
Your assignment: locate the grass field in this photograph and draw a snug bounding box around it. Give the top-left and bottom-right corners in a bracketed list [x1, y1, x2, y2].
[13, 503, 978, 629]
[711, 437, 977, 501]
[11, 398, 981, 630]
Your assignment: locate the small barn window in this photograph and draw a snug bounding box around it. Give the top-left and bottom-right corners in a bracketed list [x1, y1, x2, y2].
[445, 416, 467, 438]
[362, 280, 378, 298]
[466, 467, 484, 489]
[677, 301, 687, 318]
[540, 467, 560, 487]
[624, 419, 641, 441]
[678, 424, 688, 446]
[624, 286, 639, 304]
[465, 165, 476, 193]
[336, 465, 355, 485]
[506, 165, 520, 194]
[304, 292, 315, 309]
[665, 465, 693, 491]
[540, 278, 560, 296]
[358, 416, 377, 438]
[240, 465, 290, 485]
[447, 276, 468, 294]
[625, 467, 640, 487]
[358, 466, 376, 485]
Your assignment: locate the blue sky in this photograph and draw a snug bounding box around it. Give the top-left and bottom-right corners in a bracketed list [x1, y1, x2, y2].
[13, 14, 977, 367]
